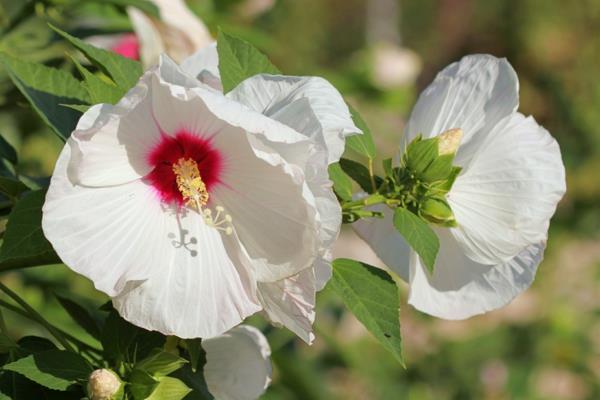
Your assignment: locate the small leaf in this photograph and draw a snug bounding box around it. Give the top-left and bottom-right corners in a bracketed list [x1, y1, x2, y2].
[134, 349, 187, 378]
[421, 153, 455, 183]
[128, 369, 158, 400]
[3, 350, 92, 391]
[217, 29, 280, 93]
[0, 177, 28, 199]
[71, 57, 123, 104]
[403, 136, 438, 176]
[393, 207, 439, 274]
[0, 189, 61, 271]
[55, 295, 102, 340]
[0, 134, 17, 165]
[328, 163, 352, 201]
[0, 53, 88, 140]
[329, 259, 403, 364]
[147, 377, 192, 400]
[183, 339, 203, 373]
[345, 105, 376, 159]
[51, 25, 143, 92]
[339, 158, 382, 193]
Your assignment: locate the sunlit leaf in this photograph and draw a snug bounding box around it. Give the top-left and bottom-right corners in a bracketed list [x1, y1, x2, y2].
[345, 105, 376, 159]
[393, 207, 439, 273]
[328, 163, 352, 201]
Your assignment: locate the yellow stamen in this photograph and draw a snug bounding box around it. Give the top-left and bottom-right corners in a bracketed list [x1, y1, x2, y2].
[172, 158, 209, 209]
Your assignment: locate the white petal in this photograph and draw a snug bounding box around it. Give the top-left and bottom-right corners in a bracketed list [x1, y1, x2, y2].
[448, 112, 566, 264]
[44, 145, 260, 338]
[203, 325, 272, 400]
[314, 250, 333, 291]
[408, 229, 545, 319]
[228, 74, 361, 164]
[352, 205, 411, 281]
[404, 54, 518, 165]
[127, 7, 164, 67]
[68, 71, 161, 187]
[258, 268, 316, 344]
[180, 43, 222, 91]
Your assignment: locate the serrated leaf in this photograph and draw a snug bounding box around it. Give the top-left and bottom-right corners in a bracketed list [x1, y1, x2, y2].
[217, 29, 280, 93]
[0, 190, 61, 271]
[0, 53, 88, 140]
[345, 105, 376, 159]
[147, 377, 191, 400]
[135, 349, 187, 378]
[0, 135, 17, 165]
[328, 163, 352, 201]
[55, 295, 101, 340]
[0, 177, 28, 199]
[339, 158, 382, 193]
[3, 350, 92, 391]
[329, 259, 403, 364]
[393, 207, 439, 273]
[51, 25, 143, 92]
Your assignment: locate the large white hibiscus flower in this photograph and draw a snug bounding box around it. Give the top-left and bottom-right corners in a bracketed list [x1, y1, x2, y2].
[180, 44, 360, 343]
[354, 54, 566, 319]
[202, 325, 272, 400]
[42, 52, 359, 339]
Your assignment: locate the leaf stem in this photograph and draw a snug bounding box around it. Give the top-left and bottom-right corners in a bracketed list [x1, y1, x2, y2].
[368, 157, 377, 192]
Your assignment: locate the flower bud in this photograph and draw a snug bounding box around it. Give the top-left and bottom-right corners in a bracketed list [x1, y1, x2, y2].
[421, 197, 456, 226]
[438, 128, 463, 155]
[87, 369, 122, 400]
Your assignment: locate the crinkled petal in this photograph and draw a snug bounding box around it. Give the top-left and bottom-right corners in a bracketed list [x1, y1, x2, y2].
[180, 43, 222, 91]
[228, 74, 361, 163]
[352, 205, 411, 281]
[258, 268, 316, 344]
[408, 229, 545, 319]
[404, 54, 518, 168]
[448, 112, 566, 265]
[127, 7, 163, 67]
[202, 325, 272, 400]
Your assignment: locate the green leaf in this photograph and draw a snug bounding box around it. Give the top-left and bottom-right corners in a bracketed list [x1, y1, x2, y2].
[421, 153, 455, 183]
[128, 369, 158, 400]
[392, 207, 439, 274]
[184, 339, 203, 372]
[96, 0, 160, 17]
[71, 57, 123, 104]
[0, 135, 17, 165]
[216, 29, 280, 93]
[328, 163, 352, 201]
[345, 105, 376, 159]
[61, 104, 90, 113]
[330, 259, 403, 364]
[147, 377, 191, 400]
[0, 190, 61, 271]
[172, 364, 213, 400]
[3, 350, 92, 391]
[0, 177, 28, 199]
[0, 333, 17, 353]
[134, 349, 187, 378]
[50, 25, 143, 92]
[55, 295, 101, 340]
[339, 158, 382, 193]
[0, 53, 88, 140]
[403, 136, 438, 176]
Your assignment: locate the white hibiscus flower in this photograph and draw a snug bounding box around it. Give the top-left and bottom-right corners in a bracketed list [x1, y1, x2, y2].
[180, 45, 361, 343]
[354, 54, 566, 319]
[42, 51, 359, 339]
[202, 325, 272, 400]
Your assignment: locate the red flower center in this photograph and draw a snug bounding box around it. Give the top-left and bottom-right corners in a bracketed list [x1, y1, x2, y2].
[146, 131, 223, 205]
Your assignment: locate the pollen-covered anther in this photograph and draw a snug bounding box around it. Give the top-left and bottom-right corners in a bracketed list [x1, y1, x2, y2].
[203, 206, 234, 235]
[172, 158, 209, 208]
[438, 128, 463, 155]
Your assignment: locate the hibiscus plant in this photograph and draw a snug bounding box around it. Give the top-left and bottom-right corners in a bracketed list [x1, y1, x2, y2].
[0, 14, 564, 400]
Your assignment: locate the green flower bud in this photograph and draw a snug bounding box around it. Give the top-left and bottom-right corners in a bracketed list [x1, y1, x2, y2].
[421, 197, 457, 226]
[87, 369, 123, 400]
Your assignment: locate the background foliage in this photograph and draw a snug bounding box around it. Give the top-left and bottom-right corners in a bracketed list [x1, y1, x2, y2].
[0, 0, 599, 399]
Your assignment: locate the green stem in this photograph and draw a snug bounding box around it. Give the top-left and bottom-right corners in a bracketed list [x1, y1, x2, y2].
[341, 193, 386, 211]
[0, 282, 75, 351]
[368, 157, 377, 192]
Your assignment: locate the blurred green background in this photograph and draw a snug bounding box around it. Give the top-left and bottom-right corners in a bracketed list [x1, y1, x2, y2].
[1, 0, 599, 399]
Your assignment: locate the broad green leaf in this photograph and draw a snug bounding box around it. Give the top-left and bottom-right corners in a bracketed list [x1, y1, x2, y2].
[0, 177, 28, 199]
[328, 163, 352, 201]
[129, 369, 158, 400]
[0, 190, 61, 271]
[393, 207, 439, 273]
[0, 53, 88, 140]
[51, 25, 143, 92]
[330, 258, 403, 364]
[71, 57, 123, 104]
[55, 295, 101, 340]
[345, 105, 376, 159]
[147, 377, 191, 400]
[134, 349, 187, 378]
[217, 29, 280, 93]
[61, 104, 90, 113]
[16, 336, 57, 353]
[0, 134, 17, 165]
[3, 350, 92, 391]
[339, 158, 382, 193]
